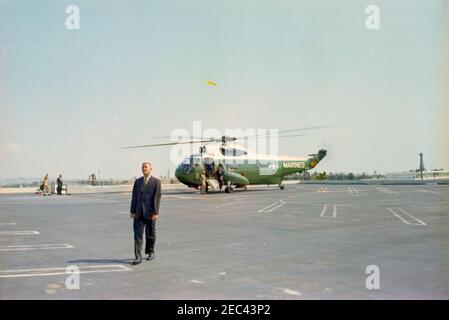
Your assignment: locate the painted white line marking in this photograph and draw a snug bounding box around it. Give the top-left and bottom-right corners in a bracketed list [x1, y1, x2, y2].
[377, 187, 397, 195]
[0, 223, 16, 226]
[266, 200, 285, 213]
[416, 189, 441, 195]
[388, 208, 410, 224]
[377, 187, 387, 194]
[320, 205, 328, 217]
[352, 187, 359, 194]
[117, 211, 128, 214]
[163, 195, 198, 200]
[283, 288, 302, 296]
[258, 201, 281, 213]
[0, 231, 40, 236]
[189, 279, 204, 284]
[387, 208, 426, 226]
[215, 202, 236, 209]
[0, 264, 132, 278]
[0, 244, 74, 251]
[320, 204, 338, 218]
[317, 187, 328, 192]
[397, 208, 427, 226]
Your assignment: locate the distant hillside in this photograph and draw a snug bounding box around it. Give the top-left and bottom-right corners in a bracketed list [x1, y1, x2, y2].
[0, 177, 42, 187]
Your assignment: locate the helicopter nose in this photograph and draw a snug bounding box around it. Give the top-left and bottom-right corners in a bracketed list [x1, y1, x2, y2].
[175, 164, 191, 183]
[176, 164, 195, 185]
[175, 165, 183, 181]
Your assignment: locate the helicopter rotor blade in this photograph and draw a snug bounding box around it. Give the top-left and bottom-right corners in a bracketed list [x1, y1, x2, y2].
[151, 135, 222, 142]
[139, 125, 330, 146]
[235, 125, 331, 139]
[121, 139, 215, 149]
[235, 133, 308, 140]
[276, 125, 331, 134]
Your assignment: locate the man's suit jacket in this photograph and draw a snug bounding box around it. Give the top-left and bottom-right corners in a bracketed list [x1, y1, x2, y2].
[130, 176, 161, 219]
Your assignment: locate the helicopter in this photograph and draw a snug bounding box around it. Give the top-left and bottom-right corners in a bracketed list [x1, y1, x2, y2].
[123, 127, 328, 193]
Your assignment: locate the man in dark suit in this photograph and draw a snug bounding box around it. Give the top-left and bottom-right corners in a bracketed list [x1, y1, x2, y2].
[57, 174, 63, 195]
[130, 162, 161, 265]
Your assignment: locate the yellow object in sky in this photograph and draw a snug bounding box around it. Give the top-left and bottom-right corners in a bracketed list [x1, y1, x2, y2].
[207, 80, 217, 86]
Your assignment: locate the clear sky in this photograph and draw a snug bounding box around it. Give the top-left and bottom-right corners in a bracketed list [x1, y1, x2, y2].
[0, 0, 448, 180]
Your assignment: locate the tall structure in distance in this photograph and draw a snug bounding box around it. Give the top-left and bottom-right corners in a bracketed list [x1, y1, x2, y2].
[419, 153, 425, 180]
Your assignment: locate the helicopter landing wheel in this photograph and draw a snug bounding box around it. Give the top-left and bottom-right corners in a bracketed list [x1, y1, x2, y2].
[225, 186, 234, 193]
[279, 185, 285, 190]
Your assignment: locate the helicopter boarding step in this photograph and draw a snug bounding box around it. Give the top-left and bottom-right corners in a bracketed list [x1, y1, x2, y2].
[206, 179, 220, 191]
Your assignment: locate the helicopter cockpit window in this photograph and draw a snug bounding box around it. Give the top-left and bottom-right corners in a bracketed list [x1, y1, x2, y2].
[221, 148, 247, 156]
[182, 154, 202, 165]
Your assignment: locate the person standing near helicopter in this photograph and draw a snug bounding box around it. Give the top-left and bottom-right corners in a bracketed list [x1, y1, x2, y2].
[42, 174, 51, 196]
[57, 174, 63, 195]
[200, 169, 207, 194]
[129, 162, 161, 265]
[215, 164, 224, 190]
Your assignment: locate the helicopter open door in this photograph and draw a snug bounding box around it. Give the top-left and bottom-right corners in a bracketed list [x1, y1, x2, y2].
[203, 156, 215, 177]
[205, 178, 220, 191]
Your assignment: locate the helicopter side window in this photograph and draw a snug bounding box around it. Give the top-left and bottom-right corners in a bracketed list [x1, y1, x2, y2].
[182, 154, 202, 165]
[204, 157, 214, 165]
[221, 148, 247, 156]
